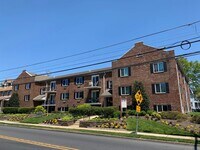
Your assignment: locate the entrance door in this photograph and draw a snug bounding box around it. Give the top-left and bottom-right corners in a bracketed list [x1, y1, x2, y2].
[92, 75, 99, 86]
[91, 90, 99, 103]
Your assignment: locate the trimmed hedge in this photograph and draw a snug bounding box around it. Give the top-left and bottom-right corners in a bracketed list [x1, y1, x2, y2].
[69, 105, 117, 118]
[2, 107, 34, 114]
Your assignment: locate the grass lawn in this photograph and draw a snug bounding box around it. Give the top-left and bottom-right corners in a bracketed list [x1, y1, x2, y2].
[21, 113, 66, 124]
[126, 117, 194, 136]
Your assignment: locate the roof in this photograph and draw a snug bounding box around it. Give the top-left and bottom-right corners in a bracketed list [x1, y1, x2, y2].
[35, 67, 112, 82]
[33, 95, 46, 101]
[101, 89, 112, 97]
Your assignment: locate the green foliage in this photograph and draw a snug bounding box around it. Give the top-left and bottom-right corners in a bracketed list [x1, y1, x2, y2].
[127, 109, 137, 116]
[113, 111, 120, 118]
[5, 93, 19, 107]
[61, 115, 74, 121]
[191, 115, 200, 124]
[126, 118, 192, 136]
[18, 107, 35, 114]
[69, 105, 117, 118]
[146, 110, 154, 115]
[2, 107, 19, 114]
[138, 110, 146, 116]
[160, 111, 184, 120]
[132, 81, 150, 111]
[178, 57, 200, 98]
[34, 106, 46, 114]
[151, 112, 161, 120]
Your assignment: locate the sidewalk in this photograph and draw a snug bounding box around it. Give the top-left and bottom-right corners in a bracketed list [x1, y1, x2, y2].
[0, 120, 197, 141]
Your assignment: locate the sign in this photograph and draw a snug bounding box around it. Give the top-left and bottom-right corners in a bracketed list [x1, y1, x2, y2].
[136, 105, 141, 113]
[121, 98, 127, 108]
[135, 90, 143, 105]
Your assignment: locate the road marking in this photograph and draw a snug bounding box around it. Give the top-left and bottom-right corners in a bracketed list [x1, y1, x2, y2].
[0, 135, 79, 150]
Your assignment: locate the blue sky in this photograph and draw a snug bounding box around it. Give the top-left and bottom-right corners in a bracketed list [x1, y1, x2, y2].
[0, 0, 200, 80]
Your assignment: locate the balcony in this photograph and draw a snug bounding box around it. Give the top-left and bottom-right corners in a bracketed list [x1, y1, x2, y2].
[42, 86, 57, 94]
[85, 81, 101, 89]
[86, 98, 101, 106]
[42, 99, 56, 106]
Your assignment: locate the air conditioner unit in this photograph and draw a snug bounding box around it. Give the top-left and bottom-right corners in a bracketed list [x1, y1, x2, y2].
[89, 82, 93, 86]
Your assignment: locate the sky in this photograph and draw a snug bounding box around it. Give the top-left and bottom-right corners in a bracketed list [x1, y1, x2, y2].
[0, 0, 200, 80]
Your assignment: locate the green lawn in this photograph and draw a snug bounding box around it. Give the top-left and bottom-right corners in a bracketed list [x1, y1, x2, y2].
[126, 117, 193, 136]
[21, 113, 66, 124]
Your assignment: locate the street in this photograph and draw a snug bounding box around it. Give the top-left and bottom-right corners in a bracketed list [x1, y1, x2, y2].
[0, 125, 197, 150]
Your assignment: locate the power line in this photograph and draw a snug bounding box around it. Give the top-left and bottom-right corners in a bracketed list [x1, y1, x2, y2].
[7, 38, 200, 83]
[1, 20, 200, 73]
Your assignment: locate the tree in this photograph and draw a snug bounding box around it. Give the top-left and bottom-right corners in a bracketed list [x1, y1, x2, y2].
[132, 81, 150, 111]
[5, 93, 20, 107]
[178, 57, 200, 99]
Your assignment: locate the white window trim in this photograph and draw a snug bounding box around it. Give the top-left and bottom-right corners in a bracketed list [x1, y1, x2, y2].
[153, 62, 164, 73]
[154, 83, 166, 94]
[75, 91, 83, 99]
[91, 75, 99, 86]
[120, 67, 129, 77]
[50, 81, 56, 91]
[61, 93, 69, 100]
[24, 95, 30, 101]
[120, 86, 130, 95]
[107, 80, 112, 89]
[61, 79, 69, 86]
[76, 77, 84, 85]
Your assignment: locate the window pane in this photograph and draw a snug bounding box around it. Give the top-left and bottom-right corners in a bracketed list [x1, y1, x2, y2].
[158, 62, 164, 72]
[161, 83, 166, 92]
[126, 87, 130, 95]
[153, 64, 158, 72]
[121, 87, 125, 95]
[163, 105, 168, 111]
[158, 105, 162, 111]
[155, 84, 160, 93]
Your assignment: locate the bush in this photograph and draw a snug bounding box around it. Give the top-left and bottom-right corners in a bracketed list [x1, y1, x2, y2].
[160, 111, 181, 120]
[138, 110, 146, 116]
[152, 112, 161, 120]
[2, 107, 19, 114]
[127, 110, 136, 116]
[113, 110, 120, 118]
[7, 114, 29, 122]
[18, 107, 35, 114]
[34, 106, 46, 114]
[191, 115, 200, 124]
[147, 110, 154, 116]
[101, 107, 117, 118]
[61, 115, 74, 121]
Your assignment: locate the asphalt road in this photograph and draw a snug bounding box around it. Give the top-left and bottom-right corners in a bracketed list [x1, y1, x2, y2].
[0, 125, 197, 150]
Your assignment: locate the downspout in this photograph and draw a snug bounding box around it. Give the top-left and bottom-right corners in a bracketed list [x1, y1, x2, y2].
[184, 78, 190, 112]
[103, 73, 106, 107]
[176, 64, 184, 113]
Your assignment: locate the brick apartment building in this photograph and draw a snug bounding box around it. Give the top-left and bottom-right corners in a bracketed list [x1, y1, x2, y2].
[0, 79, 13, 112]
[12, 42, 191, 113]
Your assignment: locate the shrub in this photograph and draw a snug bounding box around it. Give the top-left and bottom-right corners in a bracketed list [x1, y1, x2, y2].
[34, 106, 46, 114]
[113, 110, 120, 118]
[127, 110, 136, 116]
[152, 112, 161, 120]
[61, 115, 74, 121]
[77, 104, 92, 116]
[101, 107, 117, 118]
[147, 110, 154, 116]
[7, 114, 29, 122]
[18, 107, 35, 114]
[160, 111, 181, 120]
[2, 107, 19, 114]
[138, 110, 146, 116]
[191, 115, 200, 124]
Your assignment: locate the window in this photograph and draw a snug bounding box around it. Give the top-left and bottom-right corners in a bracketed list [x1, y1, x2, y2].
[40, 87, 46, 95]
[50, 81, 56, 91]
[91, 75, 99, 86]
[61, 79, 69, 86]
[118, 67, 131, 77]
[74, 91, 84, 99]
[14, 85, 19, 91]
[154, 105, 171, 112]
[152, 83, 169, 94]
[24, 95, 30, 101]
[58, 107, 68, 112]
[119, 86, 131, 95]
[25, 83, 31, 90]
[150, 62, 167, 73]
[107, 80, 112, 89]
[75, 77, 84, 85]
[60, 93, 69, 100]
